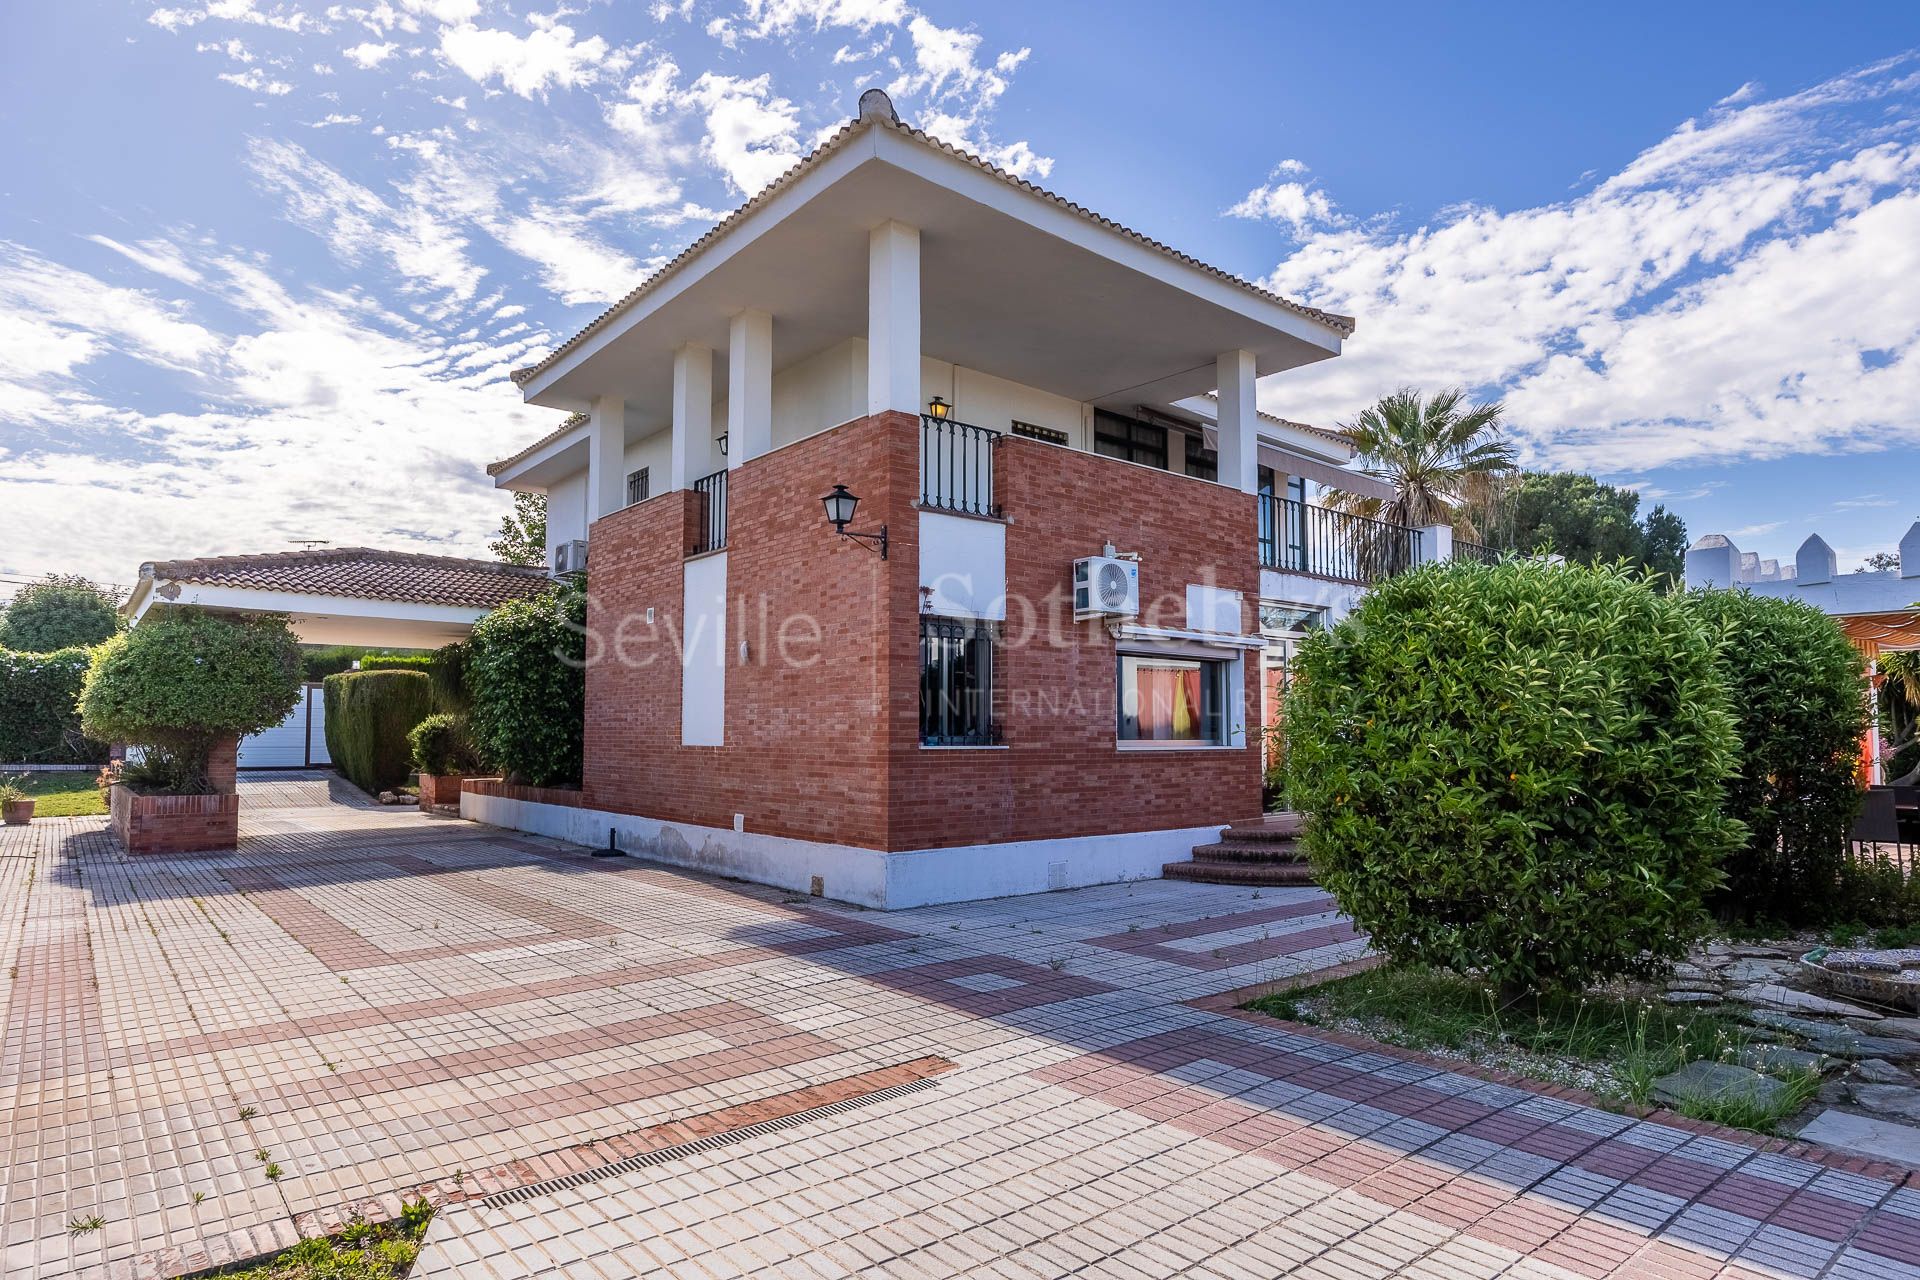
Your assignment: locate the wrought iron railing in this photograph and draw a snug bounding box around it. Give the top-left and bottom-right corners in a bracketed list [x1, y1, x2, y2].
[921, 415, 999, 517]
[691, 468, 727, 554]
[1452, 538, 1501, 566]
[1257, 495, 1422, 584]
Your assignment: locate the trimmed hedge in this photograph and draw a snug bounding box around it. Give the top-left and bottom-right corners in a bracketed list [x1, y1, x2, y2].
[80, 610, 303, 793]
[428, 641, 472, 713]
[1684, 591, 1868, 923]
[1286, 559, 1742, 994]
[408, 712, 483, 776]
[360, 654, 434, 673]
[468, 584, 585, 788]
[0, 646, 105, 764]
[323, 670, 432, 794]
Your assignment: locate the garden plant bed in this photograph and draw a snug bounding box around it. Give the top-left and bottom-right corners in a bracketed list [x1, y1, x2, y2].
[110, 784, 240, 855]
[1247, 965, 1827, 1133]
[185, 1200, 432, 1279]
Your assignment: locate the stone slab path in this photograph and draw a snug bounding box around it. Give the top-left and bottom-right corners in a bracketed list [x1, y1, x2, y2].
[1, 776, 1916, 1278]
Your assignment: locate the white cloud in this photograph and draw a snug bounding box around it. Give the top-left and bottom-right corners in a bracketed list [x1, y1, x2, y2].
[684, 72, 804, 196]
[307, 111, 364, 127]
[887, 17, 1047, 177]
[437, 20, 629, 98]
[344, 40, 398, 68]
[1255, 58, 1920, 474]
[399, 0, 478, 21]
[218, 68, 295, 94]
[1226, 164, 1342, 238]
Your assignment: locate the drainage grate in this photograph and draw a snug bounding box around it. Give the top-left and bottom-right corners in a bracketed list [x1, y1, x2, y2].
[481, 1075, 940, 1207]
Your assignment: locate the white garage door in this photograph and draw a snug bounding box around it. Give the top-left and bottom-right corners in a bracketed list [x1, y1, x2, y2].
[238, 684, 329, 769]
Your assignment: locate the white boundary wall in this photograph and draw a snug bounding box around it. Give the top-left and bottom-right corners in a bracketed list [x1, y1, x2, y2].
[461, 789, 1221, 910]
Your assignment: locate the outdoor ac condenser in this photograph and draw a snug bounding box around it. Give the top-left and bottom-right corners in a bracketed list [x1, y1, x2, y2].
[1073, 555, 1140, 621]
[550, 539, 588, 577]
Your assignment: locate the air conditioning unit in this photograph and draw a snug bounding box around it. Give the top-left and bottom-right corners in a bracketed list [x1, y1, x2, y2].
[550, 539, 588, 577]
[1073, 555, 1139, 620]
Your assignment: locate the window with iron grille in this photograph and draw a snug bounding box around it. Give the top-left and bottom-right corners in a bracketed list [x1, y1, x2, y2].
[626, 467, 650, 507]
[920, 616, 995, 746]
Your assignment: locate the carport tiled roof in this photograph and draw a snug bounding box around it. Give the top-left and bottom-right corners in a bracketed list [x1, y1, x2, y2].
[140, 548, 550, 610]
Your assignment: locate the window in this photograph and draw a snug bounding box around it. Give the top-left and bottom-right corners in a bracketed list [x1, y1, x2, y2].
[1093, 411, 1168, 470]
[626, 467, 650, 507]
[1183, 438, 1218, 481]
[1117, 653, 1229, 746]
[920, 617, 995, 746]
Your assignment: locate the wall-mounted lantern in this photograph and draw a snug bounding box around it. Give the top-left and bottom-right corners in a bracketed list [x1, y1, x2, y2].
[819, 484, 888, 559]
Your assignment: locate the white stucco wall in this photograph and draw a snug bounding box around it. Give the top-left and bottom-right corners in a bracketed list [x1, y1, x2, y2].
[545, 470, 589, 566]
[919, 511, 1007, 620]
[681, 551, 727, 747]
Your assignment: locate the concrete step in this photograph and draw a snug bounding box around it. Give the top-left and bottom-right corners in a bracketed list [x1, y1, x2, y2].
[1187, 841, 1309, 864]
[1162, 859, 1317, 887]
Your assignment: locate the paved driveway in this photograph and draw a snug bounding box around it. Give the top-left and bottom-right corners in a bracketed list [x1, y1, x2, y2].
[1, 778, 1915, 1278]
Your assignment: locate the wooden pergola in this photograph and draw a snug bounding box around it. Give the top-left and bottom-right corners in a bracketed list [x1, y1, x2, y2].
[1839, 610, 1920, 781]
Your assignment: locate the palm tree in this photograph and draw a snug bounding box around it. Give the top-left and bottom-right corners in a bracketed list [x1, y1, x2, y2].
[1325, 387, 1516, 539]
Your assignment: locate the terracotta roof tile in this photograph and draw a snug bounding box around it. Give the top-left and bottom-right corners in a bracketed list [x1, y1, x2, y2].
[141, 548, 550, 610]
[488, 411, 587, 478]
[508, 93, 1353, 393]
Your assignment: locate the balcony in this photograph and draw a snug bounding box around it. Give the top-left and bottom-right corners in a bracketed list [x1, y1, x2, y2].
[920, 414, 999, 517]
[691, 468, 727, 554]
[1258, 494, 1422, 586]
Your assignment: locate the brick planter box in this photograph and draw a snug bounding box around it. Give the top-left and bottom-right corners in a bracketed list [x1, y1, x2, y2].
[460, 778, 585, 807]
[418, 773, 465, 808]
[110, 785, 240, 855]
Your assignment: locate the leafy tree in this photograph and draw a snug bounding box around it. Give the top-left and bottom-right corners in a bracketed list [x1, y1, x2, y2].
[1861, 551, 1901, 572]
[1286, 559, 1742, 995]
[1684, 591, 1868, 923]
[1483, 472, 1687, 583]
[79, 610, 303, 792]
[0, 575, 123, 651]
[467, 583, 585, 787]
[1325, 387, 1516, 536]
[490, 492, 548, 567]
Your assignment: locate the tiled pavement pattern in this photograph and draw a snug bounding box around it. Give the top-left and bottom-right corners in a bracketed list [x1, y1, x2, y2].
[0, 780, 1913, 1278]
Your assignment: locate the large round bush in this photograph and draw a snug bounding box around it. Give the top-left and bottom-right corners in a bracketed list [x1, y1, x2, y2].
[467, 584, 585, 788]
[79, 609, 302, 792]
[1684, 591, 1867, 923]
[1286, 559, 1742, 993]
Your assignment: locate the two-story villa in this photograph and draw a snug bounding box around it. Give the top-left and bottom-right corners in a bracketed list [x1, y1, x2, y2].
[469, 90, 1451, 908]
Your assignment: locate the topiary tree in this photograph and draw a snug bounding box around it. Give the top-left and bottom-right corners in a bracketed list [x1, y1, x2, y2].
[1286, 559, 1742, 995]
[0, 575, 123, 652]
[79, 609, 302, 792]
[322, 670, 432, 794]
[467, 583, 585, 788]
[408, 712, 484, 776]
[1683, 591, 1868, 923]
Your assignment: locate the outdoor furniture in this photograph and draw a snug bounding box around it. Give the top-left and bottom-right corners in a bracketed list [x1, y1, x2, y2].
[1852, 787, 1908, 859]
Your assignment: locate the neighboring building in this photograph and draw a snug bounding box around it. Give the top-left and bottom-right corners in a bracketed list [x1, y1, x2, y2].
[476, 90, 1455, 907]
[124, 547, 549, 768]
[1685, 520, 1920, 780]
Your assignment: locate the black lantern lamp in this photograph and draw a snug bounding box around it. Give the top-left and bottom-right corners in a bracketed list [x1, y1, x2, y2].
[927, 396, 951, 420]
[820, 484, 888, 559]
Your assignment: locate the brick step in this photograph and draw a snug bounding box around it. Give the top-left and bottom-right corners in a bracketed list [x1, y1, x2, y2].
[1187, 841, 1309, 864]
[1162, 859, 1317, 887]
[1216, 813, 1306, 843]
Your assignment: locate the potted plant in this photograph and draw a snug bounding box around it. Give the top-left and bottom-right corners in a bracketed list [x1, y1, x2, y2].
[408, 712, 483, 809]
[78, 609, 302, 854]
[0, 776, 34, 826]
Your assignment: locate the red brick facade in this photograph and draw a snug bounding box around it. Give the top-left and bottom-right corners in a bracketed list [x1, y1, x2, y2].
[111, 787, 241, 855]
[580, 411, 1262, 853]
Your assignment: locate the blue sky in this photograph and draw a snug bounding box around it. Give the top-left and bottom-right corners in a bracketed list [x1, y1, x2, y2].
[3, 1, 1919, 595]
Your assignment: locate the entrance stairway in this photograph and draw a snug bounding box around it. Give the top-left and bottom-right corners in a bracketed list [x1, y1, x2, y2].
[1162, 811, 1315, 886]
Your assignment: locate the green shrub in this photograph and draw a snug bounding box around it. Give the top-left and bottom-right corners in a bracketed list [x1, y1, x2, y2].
[299, 646, 430, 681]
[323, 670, 432, 794]
[79, 610, 303, 793]
[428, 641, 472, 713]
[0, 647, 106, 764]
[360, 654, 434, 673]
[407, 712, 483, 776]
[468, 584, 585, 788]
[0, 576, 121, 652]
[1286, 559, 1742, 994]
[1683, 591, 1868, 924]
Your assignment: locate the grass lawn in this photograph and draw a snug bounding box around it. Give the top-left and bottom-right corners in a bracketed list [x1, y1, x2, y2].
[6, 771, 106, 818]
[1247, 966, 1822, 1133]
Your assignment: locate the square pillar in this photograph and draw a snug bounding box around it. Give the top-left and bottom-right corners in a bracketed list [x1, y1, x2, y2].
[671, 343, 714, 490]
[868, 220, 921, 417]
[588, 396, 628, 522]
[1215, 349, 1260, 494]
[1418, 524, 1454, 565]
[728, 309, 772, 470]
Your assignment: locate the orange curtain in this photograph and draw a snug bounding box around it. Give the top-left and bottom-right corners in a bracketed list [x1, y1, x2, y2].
[1137, 667, 1203, 740]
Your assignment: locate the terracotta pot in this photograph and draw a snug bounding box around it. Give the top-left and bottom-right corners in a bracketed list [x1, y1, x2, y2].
[2, 799, 35, 826]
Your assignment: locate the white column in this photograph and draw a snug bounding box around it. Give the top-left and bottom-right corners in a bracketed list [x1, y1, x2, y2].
[1215, 349, 1259, 494]
[728, 309, 772, 470]
[588, 395, 628, 522]
[868, 220, 921, 417]
[670, 343, 714, 490]
[1418, 524, 1454, 565]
